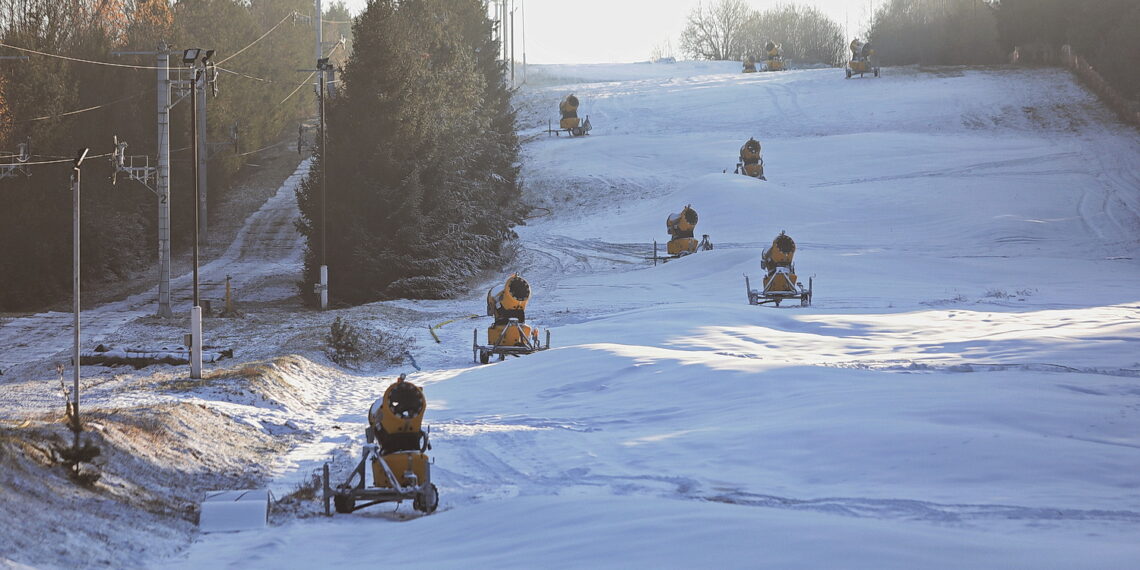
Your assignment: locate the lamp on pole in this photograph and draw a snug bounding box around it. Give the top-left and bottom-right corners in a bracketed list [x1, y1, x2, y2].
[184, 47, 213, 379]
[317, 56, 332, 310]
[71, 147, 89, 448]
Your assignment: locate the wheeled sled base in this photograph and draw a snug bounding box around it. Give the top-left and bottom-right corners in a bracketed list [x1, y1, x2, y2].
[746, 272, 813, 307]
[473, 319, 550, 364]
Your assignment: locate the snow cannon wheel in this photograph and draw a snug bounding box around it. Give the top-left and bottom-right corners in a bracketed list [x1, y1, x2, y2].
[333, 492, 355, 514]
[414, 483, 439, 514]
[479, 350, 490, 364]
[845, 68, 852, 79]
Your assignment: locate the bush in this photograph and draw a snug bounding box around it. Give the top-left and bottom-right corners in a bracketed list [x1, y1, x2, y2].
[325, 316, 414, 368]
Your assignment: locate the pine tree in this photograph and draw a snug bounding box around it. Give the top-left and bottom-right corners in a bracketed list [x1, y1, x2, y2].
[297, 0, 521, 305]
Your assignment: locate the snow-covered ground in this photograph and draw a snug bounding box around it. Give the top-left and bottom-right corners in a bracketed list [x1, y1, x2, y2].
[3, 61, 1140, 568]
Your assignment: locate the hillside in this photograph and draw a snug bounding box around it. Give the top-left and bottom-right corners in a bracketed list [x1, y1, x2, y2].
[3, 62, 1140, 568]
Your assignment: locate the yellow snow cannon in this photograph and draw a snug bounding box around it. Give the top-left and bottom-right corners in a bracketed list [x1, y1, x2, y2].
[654, 205, 712, 263]
[323, 373, 439, 515]
[742, 54, 758, 73]
[549, 93, 592, 136]
[474, 274, 549, 364]
[846, 38, 879, 78]
[764, 41, 785, 71]
[745, 230, 813, 306]
[734, 138, 766, 180]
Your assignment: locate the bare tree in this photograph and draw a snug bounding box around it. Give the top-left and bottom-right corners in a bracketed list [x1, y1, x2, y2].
[679, 0, 755, 61]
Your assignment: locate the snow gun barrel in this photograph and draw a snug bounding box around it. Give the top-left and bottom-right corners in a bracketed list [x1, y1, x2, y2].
[487, 273, 531, 316]
[762, 231, 796, 269]
[368, 374, 426, 437]
[559, 94, 579, 119]
[666, 205, 698, 236]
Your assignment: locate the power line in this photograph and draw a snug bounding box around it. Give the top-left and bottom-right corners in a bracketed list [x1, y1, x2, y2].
[278, 41, 345, 105]
[10, 92, 148, 124]
[216, 66, 276, 83]
[216, 12, 295, 65]
[2, 10, 296, 73]
[5, 152, 111, 167]
[280, 72, 316, 105]
[0, 41, 166, 70]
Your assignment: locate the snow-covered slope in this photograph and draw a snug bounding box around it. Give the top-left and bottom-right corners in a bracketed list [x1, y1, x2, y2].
[6, 61, 1140, 568]
[170, 62, 1140, 568]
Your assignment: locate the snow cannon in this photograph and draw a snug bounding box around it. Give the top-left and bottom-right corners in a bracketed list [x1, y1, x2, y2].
[764, 41, 785, 71]
[666, 205, 699, 256]
[745, 230, 812, 306]
[734, 138, 766, 179]
[654, 204, 712, 263]
[474, 274, 550, 364]
[551, 93, 591, 136]
[323, 373, 439, 515]
[743, 54, 757, 73]
[846, 38, 879, 78]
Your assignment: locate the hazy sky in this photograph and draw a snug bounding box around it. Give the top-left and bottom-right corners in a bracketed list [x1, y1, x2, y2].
[335, 1, 878, 64]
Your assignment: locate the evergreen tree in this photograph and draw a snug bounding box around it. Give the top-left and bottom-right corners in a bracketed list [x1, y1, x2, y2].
[297, 0, 522, 305]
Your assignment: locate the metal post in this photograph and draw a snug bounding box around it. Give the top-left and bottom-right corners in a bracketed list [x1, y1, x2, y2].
[510, 1, 515, 86]
[316, 0, 323, 89]
[319, 58, 329, 310]
[316, 0, 329, 310]
[71, 148, 88, 449]
[156, 44, 173, 318]
[196, 70, 209, 245]
[190, 64, 203, 379]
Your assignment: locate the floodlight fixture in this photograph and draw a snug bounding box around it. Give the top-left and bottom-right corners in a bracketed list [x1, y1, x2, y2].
[182, 48, 202, 64]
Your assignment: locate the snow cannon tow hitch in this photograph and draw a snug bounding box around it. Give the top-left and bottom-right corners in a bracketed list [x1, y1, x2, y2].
[322, 374, 439, 515]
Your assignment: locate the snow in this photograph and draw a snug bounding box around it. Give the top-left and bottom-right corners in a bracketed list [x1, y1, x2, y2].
[3, 61, 1140, 568]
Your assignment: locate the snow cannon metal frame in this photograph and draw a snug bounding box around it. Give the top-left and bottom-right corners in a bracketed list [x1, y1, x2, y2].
[474, 274, 551, 364]
[845, 59, 880, 78]
[654, 205, 713, 264]
[745, 231, 813, 307]
[322, 374, 439, 515]
[547, 93, 592, 137]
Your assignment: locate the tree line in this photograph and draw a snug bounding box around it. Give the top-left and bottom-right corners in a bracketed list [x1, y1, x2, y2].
[296, 0, 522, 305]
[680, 1, 847, 66]
[0, 0, 326, 311]
[678, 0, 1139, 103]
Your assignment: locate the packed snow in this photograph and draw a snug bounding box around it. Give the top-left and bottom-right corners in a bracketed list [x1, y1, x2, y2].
[2, 61, 1139, 569]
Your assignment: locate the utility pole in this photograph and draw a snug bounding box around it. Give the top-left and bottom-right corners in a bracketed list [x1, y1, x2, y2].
[510, 0, 515, 86]
[196, 63, 209, 245]
[71, 147, 90, 447]
[184, 47, 214, 379]
[156, 43, 174, 318]
[318, 57, 331, 311]
[313, 0, 330, 309]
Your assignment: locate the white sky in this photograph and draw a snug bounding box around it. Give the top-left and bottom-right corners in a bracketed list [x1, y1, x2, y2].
[336, 1, 878, 64]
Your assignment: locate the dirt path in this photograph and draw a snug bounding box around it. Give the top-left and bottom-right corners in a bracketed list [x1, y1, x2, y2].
[0, 139, 309, 382]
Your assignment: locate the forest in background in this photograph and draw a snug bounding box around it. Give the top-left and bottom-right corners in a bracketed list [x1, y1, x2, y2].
[680, 0, 1139, 102]
[2, 1, 1137, 312]
[0, 0, 351, 311]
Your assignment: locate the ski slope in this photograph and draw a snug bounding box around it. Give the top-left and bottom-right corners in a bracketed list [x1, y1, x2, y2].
[3, 60, 1137, 568]
[163, 62, 1140, 568]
